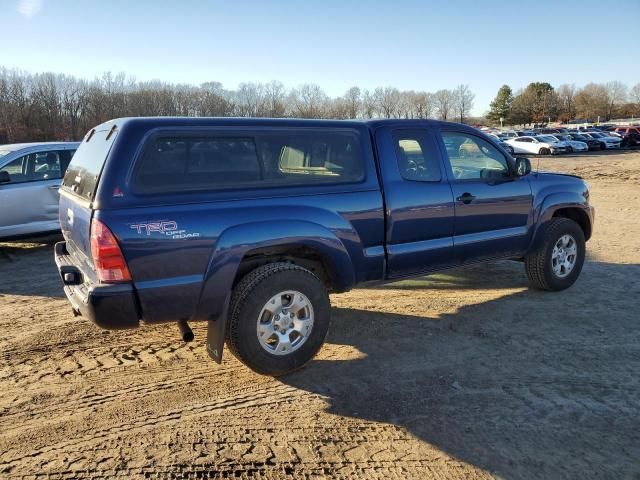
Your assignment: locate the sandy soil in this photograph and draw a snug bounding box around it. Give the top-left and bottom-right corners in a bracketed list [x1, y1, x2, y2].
[1, 150, 639, 479]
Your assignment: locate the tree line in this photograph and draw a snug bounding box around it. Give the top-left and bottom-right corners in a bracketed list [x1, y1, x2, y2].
[0, 67, 475, 143]
[487, 81, 640, 126]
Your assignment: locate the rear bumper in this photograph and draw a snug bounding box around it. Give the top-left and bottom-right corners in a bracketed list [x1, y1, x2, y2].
[54, 241, 140, 329]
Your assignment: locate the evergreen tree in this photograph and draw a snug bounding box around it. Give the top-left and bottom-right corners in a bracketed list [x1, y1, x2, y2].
[487, 85, 513, 124]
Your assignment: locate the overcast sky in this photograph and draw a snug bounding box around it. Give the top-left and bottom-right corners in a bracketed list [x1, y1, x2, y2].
[2, 0, 639, 115]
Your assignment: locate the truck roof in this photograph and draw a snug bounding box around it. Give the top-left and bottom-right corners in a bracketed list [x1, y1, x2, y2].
[91, 117, 472, 133]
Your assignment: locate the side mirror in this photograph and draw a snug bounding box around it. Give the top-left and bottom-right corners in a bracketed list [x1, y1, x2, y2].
[0, 171, 10, 184]
[515, 157, 532, 177]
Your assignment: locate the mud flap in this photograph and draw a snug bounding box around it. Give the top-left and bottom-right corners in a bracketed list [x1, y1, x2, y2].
[205, 296, 230, 364]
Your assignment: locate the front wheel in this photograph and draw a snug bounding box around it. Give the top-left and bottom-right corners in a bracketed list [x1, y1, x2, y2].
[539, 147, 551, 155]
[525, 218, 586, 291]
[226, 263, 331, 376]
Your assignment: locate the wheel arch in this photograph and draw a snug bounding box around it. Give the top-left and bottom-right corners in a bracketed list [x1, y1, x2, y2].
[232, 244, 346, 293]
[529, 192, 593, 252]
[551, 207, 592, 240]
[195, 220, 355, 363]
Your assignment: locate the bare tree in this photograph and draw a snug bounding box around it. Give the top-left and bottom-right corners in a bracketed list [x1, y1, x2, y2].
[59, 75, 87, 140]
[409, 91, 434, 119]
[373, 87, 401, 118]
[453, 84, 475, 123]
[0, 66, 477, 142]
[199, 81, 233, 117]
[630, 83, 640, 116]
[397, 91, 415, 119]
[574, 83, 608, 121]
[344, 86, 361, 119]
[434, 89, 454, 120]
[235, 82, 265, 117]
[605, 81, 627, 119]
[289, 84, 328, 118]
[556, 84, 577, 122]
[264, 81, 286, 117]
[361, 89, 376, 119]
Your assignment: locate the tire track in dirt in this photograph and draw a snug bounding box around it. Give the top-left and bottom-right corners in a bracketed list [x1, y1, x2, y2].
[0, 363, 240, 432]
[0, 383, 302, 473]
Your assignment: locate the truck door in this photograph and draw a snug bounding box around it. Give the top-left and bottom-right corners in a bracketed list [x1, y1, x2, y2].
[435, 127, 533, 263]
[376, 126, 455, 278]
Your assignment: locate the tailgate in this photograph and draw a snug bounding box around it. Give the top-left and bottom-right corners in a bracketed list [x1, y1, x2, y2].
[59, 192, 94, 270]
[59, 125, 118, 263]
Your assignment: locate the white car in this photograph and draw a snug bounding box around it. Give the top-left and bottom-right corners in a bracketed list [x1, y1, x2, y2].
[581, 132, 621, 149]
[551, 135, 589, 153]
[0, 142, 79, 239]
[500, 131, 518, 139]
[505, 136, 569, 155]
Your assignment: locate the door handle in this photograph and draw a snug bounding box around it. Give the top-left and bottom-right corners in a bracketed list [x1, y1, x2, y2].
[48, 185, 60, 191]
[456, 192, 476, 204]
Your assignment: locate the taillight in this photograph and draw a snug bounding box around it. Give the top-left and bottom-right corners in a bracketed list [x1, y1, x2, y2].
[90, 218, 131, 283]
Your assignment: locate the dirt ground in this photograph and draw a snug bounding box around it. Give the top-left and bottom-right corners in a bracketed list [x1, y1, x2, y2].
[1, 150, 639, 479]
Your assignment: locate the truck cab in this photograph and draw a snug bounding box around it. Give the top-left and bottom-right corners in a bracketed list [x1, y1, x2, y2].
[55, 118, 593, 375]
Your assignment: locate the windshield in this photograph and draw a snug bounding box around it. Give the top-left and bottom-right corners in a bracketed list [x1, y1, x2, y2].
[589, 132, 604, 138]
[572, 134, 587, 140]
[537, 135, 558, 143]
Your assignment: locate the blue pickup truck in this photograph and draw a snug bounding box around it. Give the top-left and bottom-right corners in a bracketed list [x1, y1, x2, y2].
[55, 118, 593, 375]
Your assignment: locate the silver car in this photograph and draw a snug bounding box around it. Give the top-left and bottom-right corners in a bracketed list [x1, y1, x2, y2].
[0, 142, 80, 239]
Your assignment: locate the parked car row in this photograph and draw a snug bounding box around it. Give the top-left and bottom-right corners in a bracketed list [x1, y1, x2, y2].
[480, 124, 640, 155]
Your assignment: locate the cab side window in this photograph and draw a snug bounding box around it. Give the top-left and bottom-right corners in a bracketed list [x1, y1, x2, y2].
[442, 132, 510, 181]
[392, 130, 441, 182]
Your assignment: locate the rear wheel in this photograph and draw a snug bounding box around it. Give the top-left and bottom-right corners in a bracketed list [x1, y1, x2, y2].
[525, 218, 585, 291]
[226, 263, 331, 376]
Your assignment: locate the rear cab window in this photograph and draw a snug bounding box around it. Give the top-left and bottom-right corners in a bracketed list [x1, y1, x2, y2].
[62, 127, 118, 201]
[132, 129, 364, 193]
[392, 130, 441, 182]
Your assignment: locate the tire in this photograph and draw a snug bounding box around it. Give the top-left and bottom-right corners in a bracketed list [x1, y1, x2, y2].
[567, 146, 573, 153]
[525, 218, 585, 291]
[600, 142, 607, 150]
[539, 147, 550, 155]
[226, 262, 331, 376]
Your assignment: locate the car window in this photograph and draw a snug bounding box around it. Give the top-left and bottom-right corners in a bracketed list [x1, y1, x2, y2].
[0, 150, 65, 184]
[392, 130, 441, 182]
[442, 131, 509, 181]
[33, 151, 63, 180]
[134, 130, 363, 193]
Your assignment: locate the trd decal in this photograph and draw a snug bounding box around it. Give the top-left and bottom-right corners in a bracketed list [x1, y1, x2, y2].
[130, 220, 178, 235]
[129, 220, 200, 239]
